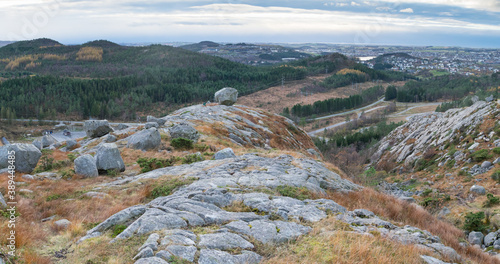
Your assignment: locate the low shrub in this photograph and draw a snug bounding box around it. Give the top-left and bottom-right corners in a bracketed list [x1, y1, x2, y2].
[111, 224, 128, 238]
[463, 212, 487, 232]
[275, 185, 313, 201]
[146, 177, 196, 200]
[181, 154, 203, 164]
[137, 157, 177, 173]
[171, 138, 193, 150]
[483, 193, 500, 208]
[492, 170, 500, 183]
[471, 149, 492, 162]
[493, 147, 500, 155]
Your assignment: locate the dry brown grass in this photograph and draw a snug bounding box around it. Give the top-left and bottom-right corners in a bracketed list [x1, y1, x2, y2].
[406, 138, 416, 145]
[326, 188, 500, 264]
[238, 72, 406, 114]
[63, 234, 144, 264]
[264, 217, 430, 264]
[20, 249, 52, 264]
[0, 168, 150, 263]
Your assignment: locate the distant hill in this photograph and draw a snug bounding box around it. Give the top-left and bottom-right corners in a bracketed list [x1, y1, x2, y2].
[82, 39, 122, 48]
[180, 41, 220, 52]
[369, 52, 418, 63]
[0, 38, 62, 56]
[180, 41, 311, 65]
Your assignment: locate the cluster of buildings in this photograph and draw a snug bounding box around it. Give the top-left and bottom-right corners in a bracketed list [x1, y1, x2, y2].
[196, 43, 309, 66]
[284, 44, 499, 76]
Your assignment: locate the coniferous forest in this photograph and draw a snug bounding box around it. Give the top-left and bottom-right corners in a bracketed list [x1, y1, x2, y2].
[0, 39, 312, 120]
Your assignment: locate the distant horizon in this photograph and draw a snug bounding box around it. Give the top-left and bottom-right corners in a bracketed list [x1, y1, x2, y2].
[1, 1, 499, 49]
[3, 38, 500, 50]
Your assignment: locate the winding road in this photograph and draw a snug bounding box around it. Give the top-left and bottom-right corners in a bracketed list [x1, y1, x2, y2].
[307, 101, 442, 137]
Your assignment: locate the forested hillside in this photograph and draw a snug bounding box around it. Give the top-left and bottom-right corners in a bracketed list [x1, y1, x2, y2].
[0, 39, 316, 120]
[395, 74, 500, 102]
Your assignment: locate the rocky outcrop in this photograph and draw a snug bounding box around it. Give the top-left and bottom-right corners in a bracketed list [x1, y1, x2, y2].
[80, 151, 457, 263]
[74, 154, 98, 178]
[82, 154, 358, 242]
[163, 104, 317, 153]
[214, 87, 238, 106]
[126, 128, 161, 151]
[0, 144, 42, 173]
[84, 120, 113, 138]
[169, 123, 200, 143]
[95, 143, 125, 173]
[82, 154, 357, 263]
[373, 101, 500, 167]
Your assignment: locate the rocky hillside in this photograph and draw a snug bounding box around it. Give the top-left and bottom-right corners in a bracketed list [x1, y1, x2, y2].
[1, 93, 500, 263]
[371, 99, 500, 258]
[373, 100, 500, 168]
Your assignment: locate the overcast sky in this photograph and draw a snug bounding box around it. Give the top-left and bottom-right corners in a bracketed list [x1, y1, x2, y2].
[1, 0, 499, 47]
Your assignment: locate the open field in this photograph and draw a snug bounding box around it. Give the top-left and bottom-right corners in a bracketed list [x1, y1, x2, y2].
[238, 74, 406, 114]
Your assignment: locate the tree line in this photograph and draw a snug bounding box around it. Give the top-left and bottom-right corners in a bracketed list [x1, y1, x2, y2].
[285, 85, 385, 118]
[0, 63, 307, 120]
[393, 74, 500, 103]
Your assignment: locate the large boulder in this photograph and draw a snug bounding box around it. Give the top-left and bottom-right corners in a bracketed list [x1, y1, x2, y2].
[214, 148, 236, 160]
[468, 231, 484, 245]
[41, 135, 57, 148]
[95, 143, 125, 173]
[74, 154, 98, 178]
[214, 87, 238, 106]
[147, 116, 166, 126]
[54, 219, 71, 230]
[169, 124, 199, 143]
[470, 185, 486, 195]
[127, 128, 161, 151]
[0, 144, 42, 173]
[33, 135, 57, 150]
[484, 231, 499, 247]
[84, 120, 113, 138]
[66, 140, 78, 150]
